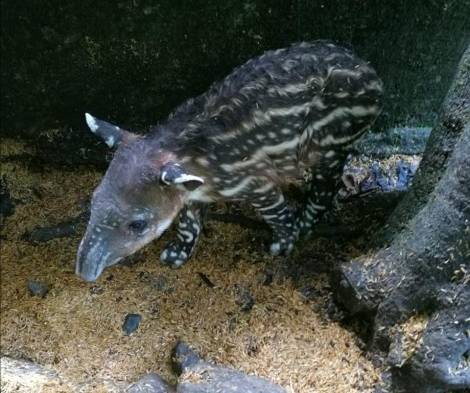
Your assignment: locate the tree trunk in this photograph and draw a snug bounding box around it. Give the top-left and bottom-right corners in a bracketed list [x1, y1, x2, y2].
[336, 46, 470, 392]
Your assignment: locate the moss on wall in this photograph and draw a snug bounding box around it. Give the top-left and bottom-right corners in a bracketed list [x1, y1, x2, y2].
[1, 0, 469, 139]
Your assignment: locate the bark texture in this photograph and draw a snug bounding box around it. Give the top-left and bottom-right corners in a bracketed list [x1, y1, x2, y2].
[337, 46, 470, 392]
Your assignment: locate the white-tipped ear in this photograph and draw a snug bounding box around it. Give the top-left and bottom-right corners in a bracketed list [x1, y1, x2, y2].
[84, 113, 136, 149]
[160, 163, 204, 190]
[161, 172, 204, 186]
[173, 174, 204, 185]
[85, 113, 99, 133]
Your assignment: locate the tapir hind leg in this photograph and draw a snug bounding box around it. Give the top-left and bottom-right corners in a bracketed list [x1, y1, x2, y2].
[160, 204, 205, 268]
[298, 148, 349, 237]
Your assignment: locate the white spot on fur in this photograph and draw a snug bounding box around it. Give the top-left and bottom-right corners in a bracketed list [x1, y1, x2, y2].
[179, 230, 194, 243]
[220, 137, 299, 172]
[364, 80, 383, 92]
[300, 105, 379, 146]
[196, 157, 210, 167]
[211, 102, 311, 142]
[253, 182, 275, 194]
[325, 150, 336, 158]
[187, 186, 213, 203]
[334, 91, 350, 98]
[329, 160, 340, 168]
[270, 242, 281, 256]
[257, 194, 284, 211]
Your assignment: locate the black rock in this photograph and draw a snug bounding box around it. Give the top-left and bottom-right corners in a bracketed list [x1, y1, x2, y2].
[172, 341, 203, 374]
[172, 341, 286, 393]
[27, 280, 49, 298]
[127, 373, 174, 393]
[122, 313, 142, 335]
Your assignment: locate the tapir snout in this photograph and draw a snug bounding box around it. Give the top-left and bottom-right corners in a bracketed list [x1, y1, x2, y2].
[75, 229, 118, 282]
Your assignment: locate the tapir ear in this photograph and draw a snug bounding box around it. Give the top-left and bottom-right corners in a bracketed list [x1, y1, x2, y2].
[160, 162, 204, 191]
[85, 113, 136, 148]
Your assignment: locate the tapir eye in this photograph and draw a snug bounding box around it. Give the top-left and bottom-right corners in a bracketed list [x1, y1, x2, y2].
[128, 220, 147, 232]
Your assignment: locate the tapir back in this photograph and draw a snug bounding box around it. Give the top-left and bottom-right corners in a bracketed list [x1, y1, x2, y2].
[162, 41, 383, 198]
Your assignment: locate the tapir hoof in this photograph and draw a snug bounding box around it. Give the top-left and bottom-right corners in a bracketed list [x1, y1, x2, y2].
[160, 241, 191, 268]
[269, 239, 295, 256]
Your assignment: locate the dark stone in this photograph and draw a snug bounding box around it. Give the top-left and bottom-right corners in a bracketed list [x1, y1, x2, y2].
[172, 341, 286, 393]
[341, 155, 421, 200]
[122, 313, 142, 336]
[0, 176, 15, 222]
[234, 285, 255, 312]
[127, 373, 174, 393]
[172, 342, 203, 375]
[177, 363, 287, 393]
[27, 280, 49, 298]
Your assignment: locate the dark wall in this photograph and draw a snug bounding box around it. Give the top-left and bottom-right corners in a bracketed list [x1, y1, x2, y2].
[1, 0, 469, 139]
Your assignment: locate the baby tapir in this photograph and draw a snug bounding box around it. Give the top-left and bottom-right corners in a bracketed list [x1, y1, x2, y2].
[76, 41, 383, 282]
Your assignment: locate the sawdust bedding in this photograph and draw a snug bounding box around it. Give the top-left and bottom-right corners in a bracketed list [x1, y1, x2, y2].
[1, 139, 380, 393]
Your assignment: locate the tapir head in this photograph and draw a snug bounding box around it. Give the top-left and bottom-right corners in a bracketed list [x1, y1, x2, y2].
[76, 114, 204, 282]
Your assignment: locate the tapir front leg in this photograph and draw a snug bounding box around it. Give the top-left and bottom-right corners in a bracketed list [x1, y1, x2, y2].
[160, 204, 205, 268]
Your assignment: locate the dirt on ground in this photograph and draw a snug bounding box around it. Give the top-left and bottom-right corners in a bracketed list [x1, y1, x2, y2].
[1, 139, 382, 393]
